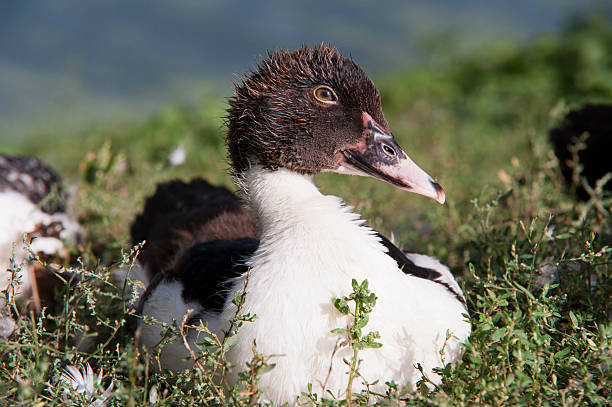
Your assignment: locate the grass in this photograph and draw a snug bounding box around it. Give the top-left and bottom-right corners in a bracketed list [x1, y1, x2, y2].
[1, 16, 611, 406]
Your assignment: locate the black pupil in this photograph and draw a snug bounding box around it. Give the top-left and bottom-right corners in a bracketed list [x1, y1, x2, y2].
[319, 89, 332, 100]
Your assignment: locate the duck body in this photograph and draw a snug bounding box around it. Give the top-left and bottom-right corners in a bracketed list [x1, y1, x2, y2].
[225, 168, 469, 401]
[136, 46, 470, 404]
[0, 154, 80, 310]
[139, 168, 469, 402]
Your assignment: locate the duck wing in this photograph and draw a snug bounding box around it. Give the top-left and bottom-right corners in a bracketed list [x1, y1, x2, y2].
[137, 237, 259, 316]
[130, 178, 256, 279]
[376, 232, 466, 307]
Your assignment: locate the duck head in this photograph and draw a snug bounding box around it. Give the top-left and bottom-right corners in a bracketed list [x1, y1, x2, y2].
[227, 45, 445, 204]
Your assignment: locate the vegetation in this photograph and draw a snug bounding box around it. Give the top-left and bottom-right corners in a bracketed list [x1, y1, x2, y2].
[1, 17, 611, 406]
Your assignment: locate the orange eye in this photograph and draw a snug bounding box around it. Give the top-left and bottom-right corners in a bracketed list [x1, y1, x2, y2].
[313, 86, 338, 104]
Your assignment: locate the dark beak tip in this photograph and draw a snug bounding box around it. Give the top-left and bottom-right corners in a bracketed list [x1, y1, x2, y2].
[431, 180, 443, 193]
[430, 180, 446, 204]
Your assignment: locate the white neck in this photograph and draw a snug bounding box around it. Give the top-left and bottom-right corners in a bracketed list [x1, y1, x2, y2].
[236, 166, 394, 278]
[239, 166, 321, 233]
[240, 166, 366, 235]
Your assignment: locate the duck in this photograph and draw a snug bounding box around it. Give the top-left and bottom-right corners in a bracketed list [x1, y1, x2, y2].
[134, 45, 471, 404]
[549, 103, 612, 201]
[0, 154, 80, 317]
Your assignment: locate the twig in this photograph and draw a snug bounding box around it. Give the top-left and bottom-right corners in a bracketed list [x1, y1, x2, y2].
[320, 337, 347, 397]
[28, 266, 41, 314]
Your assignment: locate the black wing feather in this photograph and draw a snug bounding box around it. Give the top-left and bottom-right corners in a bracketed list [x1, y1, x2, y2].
[131, 178, 255, 278]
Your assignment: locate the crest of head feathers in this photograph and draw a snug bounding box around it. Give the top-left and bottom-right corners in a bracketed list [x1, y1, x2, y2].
[226, 45, 386, 175]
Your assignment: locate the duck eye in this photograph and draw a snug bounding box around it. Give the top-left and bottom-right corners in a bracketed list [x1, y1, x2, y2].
[313, 86, 338, 104]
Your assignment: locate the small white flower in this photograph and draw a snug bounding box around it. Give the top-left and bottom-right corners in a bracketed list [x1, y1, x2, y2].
[59, 362, 114, 406]
[148, 385, 158, 405]
[544, 225, 555, 240]
[168, 144, 186, 166]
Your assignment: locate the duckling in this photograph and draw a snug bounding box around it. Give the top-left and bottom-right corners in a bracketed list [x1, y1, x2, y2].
[135, 46, 470, 404]
[0, 154, 80, 317]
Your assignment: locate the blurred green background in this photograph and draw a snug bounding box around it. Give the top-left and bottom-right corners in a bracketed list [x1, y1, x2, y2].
[1, 0, 610, 140]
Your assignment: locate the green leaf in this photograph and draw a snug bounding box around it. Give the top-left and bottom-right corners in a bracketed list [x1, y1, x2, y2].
[491, 327, 507, 342]
[360, 279, 369, 291]
[554, 347, 571, 361]
[260, 363, 276, 374]
[332, 298, 350, 315]
[223, 334, 238, 349]
[356, 315, 369, 329]
[569, 311, 579, 329]
[232, 290, 244, 306]
[350, 326, 362, 339]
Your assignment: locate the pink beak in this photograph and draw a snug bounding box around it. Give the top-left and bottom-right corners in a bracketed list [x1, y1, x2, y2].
[337, 112, 445, 204]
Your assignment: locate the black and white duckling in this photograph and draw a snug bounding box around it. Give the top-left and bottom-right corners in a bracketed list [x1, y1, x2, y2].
[0, 154, 80, 316]
[549, 103, 612, 200]
[135, 46, 470, 404]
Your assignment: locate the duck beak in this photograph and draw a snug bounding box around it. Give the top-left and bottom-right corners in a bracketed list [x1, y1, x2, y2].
[337, 112, 445, 204]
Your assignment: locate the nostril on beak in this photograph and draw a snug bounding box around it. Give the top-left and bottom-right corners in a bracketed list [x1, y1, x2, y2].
[381, 142, 396, 158]
[430, 179, 443, 194]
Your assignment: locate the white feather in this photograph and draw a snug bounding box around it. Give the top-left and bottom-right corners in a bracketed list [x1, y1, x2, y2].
[138, 280, 206, 371]
[59, 362, 114, 406]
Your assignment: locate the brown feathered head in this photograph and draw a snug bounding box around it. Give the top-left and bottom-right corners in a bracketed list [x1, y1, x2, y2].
[226, 45, 445, 203]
